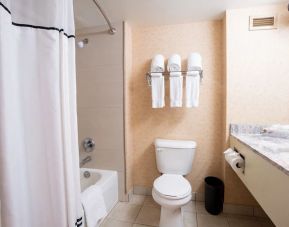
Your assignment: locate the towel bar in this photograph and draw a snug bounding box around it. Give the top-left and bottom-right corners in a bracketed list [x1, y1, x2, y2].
[146, 70, 203, 86]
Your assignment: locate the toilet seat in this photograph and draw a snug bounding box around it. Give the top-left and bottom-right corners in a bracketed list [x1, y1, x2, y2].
[153, 174, 191, 200]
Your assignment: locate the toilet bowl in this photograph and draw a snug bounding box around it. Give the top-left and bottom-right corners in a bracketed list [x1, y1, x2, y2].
[152, 139, 197, 227]
[152, 174, 192, 227]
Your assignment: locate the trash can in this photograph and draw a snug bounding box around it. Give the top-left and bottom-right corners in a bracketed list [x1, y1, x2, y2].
[204, 176, 224, 215]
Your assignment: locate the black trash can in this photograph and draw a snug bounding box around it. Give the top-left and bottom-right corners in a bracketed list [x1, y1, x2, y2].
[204, 176, 224, 215]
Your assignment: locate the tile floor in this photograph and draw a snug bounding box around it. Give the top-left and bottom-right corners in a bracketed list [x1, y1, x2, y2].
[100, 195, 275, 227]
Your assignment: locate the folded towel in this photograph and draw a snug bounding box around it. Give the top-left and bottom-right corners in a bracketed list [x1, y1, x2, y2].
[186, 71, 200, 108]
[81, 185, 107, 227]
[170, 72, 183, 107]
[151, 54, 165, 72]
[187, 52, 202, 71]
[151, 73, 165, 108]
[167, 54, 181, 72]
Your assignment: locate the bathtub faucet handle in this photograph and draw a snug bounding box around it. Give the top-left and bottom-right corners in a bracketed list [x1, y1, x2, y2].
[83, 137, 95, 153]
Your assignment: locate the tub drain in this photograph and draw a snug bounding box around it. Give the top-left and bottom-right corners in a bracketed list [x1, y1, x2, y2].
[83, 171, 90, 178]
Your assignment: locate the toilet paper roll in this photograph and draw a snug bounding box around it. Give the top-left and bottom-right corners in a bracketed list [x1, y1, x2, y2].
[224, 148, 234, 155]
[230, 156, 245, 172]
[224, 149, 239, 163]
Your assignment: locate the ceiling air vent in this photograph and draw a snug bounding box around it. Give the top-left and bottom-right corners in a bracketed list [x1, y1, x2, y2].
[249, 15, 278, 31]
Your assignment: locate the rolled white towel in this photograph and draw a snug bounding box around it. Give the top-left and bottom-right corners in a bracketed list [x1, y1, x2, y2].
[151, 54, 165, 72]
[187, 52, 202, 71]
[167, 54, 181, 72]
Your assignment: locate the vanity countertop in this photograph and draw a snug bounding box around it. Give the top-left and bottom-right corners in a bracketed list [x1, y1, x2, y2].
[230, 124, 289, 176]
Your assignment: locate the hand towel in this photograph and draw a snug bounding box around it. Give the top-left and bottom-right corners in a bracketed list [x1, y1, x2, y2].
[151, 73, 165, 108]
[168, 54, 182, 107]
[150, 55, 165, 108]
[151, 54, 165, 72]
[81, 184, 107, 227]
[186, 71, 200, 108]
[187, 52, 202, 71]
[167, 54, 181, 72]
[169, 72, 183, 107]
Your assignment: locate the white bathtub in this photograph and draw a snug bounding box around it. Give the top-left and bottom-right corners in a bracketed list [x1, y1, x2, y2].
[80, 168, 118, 219]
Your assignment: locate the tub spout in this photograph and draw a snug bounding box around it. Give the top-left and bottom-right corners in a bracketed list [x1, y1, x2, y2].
[80, 156, 92, 167]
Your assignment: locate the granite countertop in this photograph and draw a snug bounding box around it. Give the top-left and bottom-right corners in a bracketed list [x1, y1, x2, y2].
[230, 124, 289, 176]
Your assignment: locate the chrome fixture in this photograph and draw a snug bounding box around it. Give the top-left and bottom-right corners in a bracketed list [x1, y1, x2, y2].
[83, 137, 95, 153]
[80, 156, 92, 167]
[77, 38, 88, 48]
[92, 0, 116, 35]
[83, 171, 91, 178]
[146, 69, 203, 86]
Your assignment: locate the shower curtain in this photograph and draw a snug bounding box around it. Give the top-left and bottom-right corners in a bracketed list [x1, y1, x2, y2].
[0, 0, 83, 226]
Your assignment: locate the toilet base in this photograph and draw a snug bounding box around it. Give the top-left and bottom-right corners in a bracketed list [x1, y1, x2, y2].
[159, 206, 184, 227]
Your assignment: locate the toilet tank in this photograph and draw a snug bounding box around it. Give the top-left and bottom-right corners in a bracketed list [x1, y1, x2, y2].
[154, 138, 197, 175]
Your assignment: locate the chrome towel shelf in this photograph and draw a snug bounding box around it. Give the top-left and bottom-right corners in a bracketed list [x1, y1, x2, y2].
[146, 70, 203, 86]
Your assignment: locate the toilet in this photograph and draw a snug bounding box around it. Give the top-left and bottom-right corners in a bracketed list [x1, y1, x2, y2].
[152, 138, 197, 227]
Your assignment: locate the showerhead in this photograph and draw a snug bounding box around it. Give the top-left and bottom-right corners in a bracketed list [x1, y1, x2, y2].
[77, 38, 89, 48]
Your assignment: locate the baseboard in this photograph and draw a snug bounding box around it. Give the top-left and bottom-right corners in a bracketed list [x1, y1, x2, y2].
[132, 186, 268, 218]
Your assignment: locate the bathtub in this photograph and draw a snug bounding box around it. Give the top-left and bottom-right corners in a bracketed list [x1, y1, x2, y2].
[80, 168, 118, 219]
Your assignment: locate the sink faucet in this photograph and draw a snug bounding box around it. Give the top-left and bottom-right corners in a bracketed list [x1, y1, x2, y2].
[80, 156, 92, 167]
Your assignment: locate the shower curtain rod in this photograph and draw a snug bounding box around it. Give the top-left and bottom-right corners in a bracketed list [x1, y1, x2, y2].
[92, 0, 116, 34]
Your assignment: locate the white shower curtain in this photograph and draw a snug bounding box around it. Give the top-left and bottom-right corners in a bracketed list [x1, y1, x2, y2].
[0, 0, 83, 227]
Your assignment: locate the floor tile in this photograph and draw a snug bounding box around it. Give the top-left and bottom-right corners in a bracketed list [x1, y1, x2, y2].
[100, 217, 134, 227]
[102, 200, 271, 227]
[108, 203, 142, 222]
[133, 224, 154, 227]
[196, 201, 227, 216]
[224, 214, 260, 221]
[197, 213, 229, 227]
[227, 216, 261, 227]
[182, 201, 196, 213]
[143, 196, 160, 208]
[135, 205, 161, 227]
[196, 201, 211, 215]
[223, 204, 254, 216]
[183, 211, 197, 227]
[128, 195, 146, 205]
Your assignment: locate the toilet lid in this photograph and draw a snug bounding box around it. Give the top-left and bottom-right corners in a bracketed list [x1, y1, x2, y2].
[153, 174, 191, 199]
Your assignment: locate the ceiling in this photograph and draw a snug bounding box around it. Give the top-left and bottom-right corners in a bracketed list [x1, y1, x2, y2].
[74, 0, 288, 29]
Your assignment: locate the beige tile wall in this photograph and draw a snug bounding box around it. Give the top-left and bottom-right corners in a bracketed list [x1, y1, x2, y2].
[76, 22, 126, 200]
[224, 3, 289, 205]
[126, 21, 226, 196]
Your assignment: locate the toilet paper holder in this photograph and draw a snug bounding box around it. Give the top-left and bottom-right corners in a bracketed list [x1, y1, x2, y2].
[233, 147, 245, 173]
